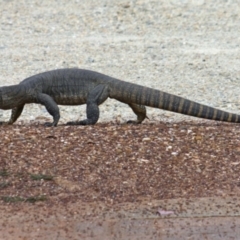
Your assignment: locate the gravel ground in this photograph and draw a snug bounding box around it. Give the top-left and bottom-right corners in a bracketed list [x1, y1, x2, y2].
[0, 0, 240, 124]
[1, 122, 240, 239]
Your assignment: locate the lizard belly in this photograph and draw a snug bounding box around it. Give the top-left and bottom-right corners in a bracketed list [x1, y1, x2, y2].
[53, 95, 87, 105]
[44, 84, 90, 105]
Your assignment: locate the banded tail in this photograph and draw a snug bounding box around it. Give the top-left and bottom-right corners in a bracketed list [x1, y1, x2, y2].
[112, 80, 240, 123]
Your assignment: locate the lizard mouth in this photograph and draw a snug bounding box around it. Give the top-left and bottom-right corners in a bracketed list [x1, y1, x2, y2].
[0, 89, 2, 108]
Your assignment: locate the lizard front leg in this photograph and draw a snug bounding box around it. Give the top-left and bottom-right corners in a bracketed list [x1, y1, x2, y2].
[0, 105, 25, 125]
[36, 93, 60, 126]
[9, 105, 25, 124]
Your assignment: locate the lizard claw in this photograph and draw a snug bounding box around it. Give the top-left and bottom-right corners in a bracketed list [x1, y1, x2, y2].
[126, 120, 140, 124]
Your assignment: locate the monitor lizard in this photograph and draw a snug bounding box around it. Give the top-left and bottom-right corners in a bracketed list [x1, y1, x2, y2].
[0, 68, 239, 126]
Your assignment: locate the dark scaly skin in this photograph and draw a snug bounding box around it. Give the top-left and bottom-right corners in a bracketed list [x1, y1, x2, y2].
[0, 68, 240, 126]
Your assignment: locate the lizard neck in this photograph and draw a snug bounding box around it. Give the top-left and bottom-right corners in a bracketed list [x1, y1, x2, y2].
[0, 85, 26, 109]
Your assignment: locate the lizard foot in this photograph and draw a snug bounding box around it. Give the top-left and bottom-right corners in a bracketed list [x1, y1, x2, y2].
[66, 119, 94, 125]
[44, 122, 56, 127]
[66, 121, 85, 125]
[126, 120, 140, 124]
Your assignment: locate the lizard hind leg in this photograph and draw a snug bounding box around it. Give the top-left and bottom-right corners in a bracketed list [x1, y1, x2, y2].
[127, 103, 147, 124]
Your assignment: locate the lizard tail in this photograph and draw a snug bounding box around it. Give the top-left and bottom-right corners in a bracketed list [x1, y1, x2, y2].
[111, 80, 240, 123]
[143, 87, 240, 122]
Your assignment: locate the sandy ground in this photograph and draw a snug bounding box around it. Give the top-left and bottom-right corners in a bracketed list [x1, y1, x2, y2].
[1, 0, 240, 239]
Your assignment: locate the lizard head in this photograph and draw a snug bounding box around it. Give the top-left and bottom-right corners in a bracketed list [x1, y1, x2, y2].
[0, 88, 3, 109]
[0, 85, 24, 109]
